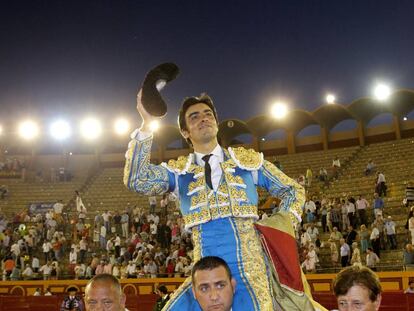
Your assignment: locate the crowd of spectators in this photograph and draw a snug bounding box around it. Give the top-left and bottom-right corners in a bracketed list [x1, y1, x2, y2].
[0, 157, 413, 282]
[0, 191, 196, 281]
[297, 162, 414, 273]
[0, 158, 25, 174]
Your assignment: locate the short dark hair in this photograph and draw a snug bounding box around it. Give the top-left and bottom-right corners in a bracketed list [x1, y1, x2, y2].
[178, 93, 218, 145]
[191, 256, 232, 284]
[158, 285, 168, 294]
[85, 274, 122, 295]
[67, 286, 78, 293]
[333, 266, 381, 302]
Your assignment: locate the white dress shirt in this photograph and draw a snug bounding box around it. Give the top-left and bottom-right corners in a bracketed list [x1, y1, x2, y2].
[194, 144, 224, 191]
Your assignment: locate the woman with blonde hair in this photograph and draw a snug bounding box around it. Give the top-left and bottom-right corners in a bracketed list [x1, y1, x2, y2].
[359, 224, 369, 254]
[329, 239, 339, 267]
[350, 242, 362, 266]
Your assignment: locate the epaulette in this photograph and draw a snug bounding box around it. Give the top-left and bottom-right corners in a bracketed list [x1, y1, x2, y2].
[161, 154, 194, 175]
[228, 147, 263, 171]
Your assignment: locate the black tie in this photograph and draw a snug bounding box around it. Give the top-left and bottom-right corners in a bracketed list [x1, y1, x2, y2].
[202, 154, 213, 189]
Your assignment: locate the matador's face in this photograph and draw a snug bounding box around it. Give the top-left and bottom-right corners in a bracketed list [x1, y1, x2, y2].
[182, 103, 218, 147]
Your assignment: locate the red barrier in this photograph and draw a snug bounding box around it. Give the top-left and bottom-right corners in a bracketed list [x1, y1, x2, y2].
[0, 294, 159, 311]
[312, 291, 414, 311]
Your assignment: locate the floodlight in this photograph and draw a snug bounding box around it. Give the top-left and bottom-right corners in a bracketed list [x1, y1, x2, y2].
[326, 94, 336, 104]
[19, 120, 39, 140]
[373, 84, 391, 101]
[403, 117, 408, 121]
[271, 102, 288, 119]
[80, 118, 102, 140]
[114, 118, 130, 135]
[149, 120, 160, 132]
[50, 120, 71, 140]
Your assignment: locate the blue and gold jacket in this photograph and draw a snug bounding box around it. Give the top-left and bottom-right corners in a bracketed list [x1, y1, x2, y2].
[124, 135, 304, 230]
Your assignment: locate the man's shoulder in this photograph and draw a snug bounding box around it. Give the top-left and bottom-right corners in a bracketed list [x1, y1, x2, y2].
[162, 154, 193, 174]
[227, 146, 263, 170]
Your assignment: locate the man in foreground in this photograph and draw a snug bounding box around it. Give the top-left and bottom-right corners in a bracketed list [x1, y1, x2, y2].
[84, 274, 127, 311]
[125, 92, 324, 310]
[192, 256, 236, 311]
[333, 265, 382, 311]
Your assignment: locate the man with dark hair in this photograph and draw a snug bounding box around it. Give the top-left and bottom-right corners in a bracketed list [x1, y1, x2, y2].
[125, 91, 323, 310]
[153, 285, 171, 311]
[60, 286, 84, 311]
[84, 274, 127, 311]
[191, 256, 236, 311]
[405, 280, 414, 294]
[333, 265, 382, 311]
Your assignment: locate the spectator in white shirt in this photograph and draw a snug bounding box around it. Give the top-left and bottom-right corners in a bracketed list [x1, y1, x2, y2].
[102, 210, 111, 233]
[100, 224, 107, 249]
[356, 195, 369, 226]
[32, 255, 40, 273]
[79, 237, 88, 263]
[39, 262, 52, 280]
[375, 172, 387, 197]
[300, 229, 312, 247]
[340, 238, 350, 267]
[370, 223, 381, 257]
[384, 216, 397, 249]
[126, 261, 136, 278]
[150, 221, 158, 236]
[69, 248, 77, 264]
[304, 198, 316, 223]
[42, 241, 52, 262]
[347, 198, 356, 228]
[332, 156, 341, 179]
[22, 264, 33, 280]
[149, 196, 157, 214]
[53, 200, 64, 223]
[306, 223, 319, 243]
[366, 248, 380, 271]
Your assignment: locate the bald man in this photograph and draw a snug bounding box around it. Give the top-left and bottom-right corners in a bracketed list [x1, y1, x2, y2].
[84, 274, 128, 311]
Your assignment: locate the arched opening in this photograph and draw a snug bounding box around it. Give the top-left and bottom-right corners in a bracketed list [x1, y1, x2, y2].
[329, 119, 358, 148]
[366, 112, 393, 128]
[330, 119, 358, 132]
[229, 133, 254, 146]
[263, 129, 286, 141]
[296, 124, 322, 152]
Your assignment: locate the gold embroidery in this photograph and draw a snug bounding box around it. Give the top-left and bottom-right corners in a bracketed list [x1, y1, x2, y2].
[221, 158, 237, 170]
[192, 226, 202, 261]
[210, 205, 219, 219]
[167, 155, 189, 171]
[233, 218, 274, 310]
[226, 174, 246, 186]
[217, 194, 230, 206]
[183, 207, 211, 228]
[190, 190, 208, 210]
[123, 137, 170, 195]
[219, 205, 232, 217]
[229, 147, 263, 170]
[188, 176, 205, 194]
[262, 160, 305, 226]
[229, 187, 248, 203]
[209, 193, 218, 208]
[233, 205, 257, 217]
[183, 205, 258, 228]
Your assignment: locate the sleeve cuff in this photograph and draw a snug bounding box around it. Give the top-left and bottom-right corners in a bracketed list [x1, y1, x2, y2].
[130, 128, 153, 140]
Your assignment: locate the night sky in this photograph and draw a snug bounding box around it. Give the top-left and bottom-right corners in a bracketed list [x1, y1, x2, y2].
[1, 0, 414, 128]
